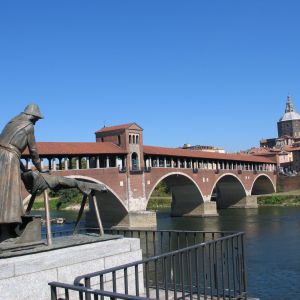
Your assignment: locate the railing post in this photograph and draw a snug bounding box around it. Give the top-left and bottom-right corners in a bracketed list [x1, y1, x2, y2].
[50, 285, 57, 300]
[92, 193, 104, 236]
[44, 189, 52, 246]
[241, 233, 248, 298]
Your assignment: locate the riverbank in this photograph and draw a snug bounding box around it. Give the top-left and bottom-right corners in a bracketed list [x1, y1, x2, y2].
[147, 196, 171, 210]
[257, 191, 300, 206]
[32, 196, 86, 211]
[31, 190, 300, 211]
[149, 193, 300, 209]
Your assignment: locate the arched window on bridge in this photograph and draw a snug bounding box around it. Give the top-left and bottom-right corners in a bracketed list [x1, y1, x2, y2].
[129, 134, 132, 144]
[132, 135, 136, 144]
[131, 152, 139, 170]
[136, 135, 139, 144]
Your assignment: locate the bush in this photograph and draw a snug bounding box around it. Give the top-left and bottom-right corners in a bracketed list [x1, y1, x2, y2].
[56, 188, 82, 210]
[147, 197, 171, 210]
[151, 181, 170, 197]
[258, 195, 300, 205]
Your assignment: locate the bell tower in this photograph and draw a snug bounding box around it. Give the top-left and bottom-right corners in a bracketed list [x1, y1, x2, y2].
[95, 122, 144, 171]
[277, 96, 300, 137]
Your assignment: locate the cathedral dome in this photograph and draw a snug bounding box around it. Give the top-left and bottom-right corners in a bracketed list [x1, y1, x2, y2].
[279, 96, 300, 121]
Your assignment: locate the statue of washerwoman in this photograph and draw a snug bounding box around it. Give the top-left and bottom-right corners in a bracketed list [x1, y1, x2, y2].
[0, 104, 43, 225]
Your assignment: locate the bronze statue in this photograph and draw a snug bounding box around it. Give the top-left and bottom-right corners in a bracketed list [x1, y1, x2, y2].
[0, 104, 43, 226]
[0, 104, 107, 246]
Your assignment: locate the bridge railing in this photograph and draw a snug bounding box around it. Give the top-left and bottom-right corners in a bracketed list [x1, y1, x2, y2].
[48, 229, 247, 300]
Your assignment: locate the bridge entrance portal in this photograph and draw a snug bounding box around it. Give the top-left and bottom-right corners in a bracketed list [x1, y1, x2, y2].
[211, 175, 247, 209]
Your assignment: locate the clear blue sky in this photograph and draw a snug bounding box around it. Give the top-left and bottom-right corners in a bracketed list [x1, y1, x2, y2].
[0, 0, 299, 152]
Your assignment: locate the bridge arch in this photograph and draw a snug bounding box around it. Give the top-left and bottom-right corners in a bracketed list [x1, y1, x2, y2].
[251, 174, 276, 195]
[24, 175, 128, 227]
[147, 172, 205, 216]
[210, 173, 247, 209]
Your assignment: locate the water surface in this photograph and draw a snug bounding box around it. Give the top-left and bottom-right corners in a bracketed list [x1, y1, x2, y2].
[156, 207, 300, 300]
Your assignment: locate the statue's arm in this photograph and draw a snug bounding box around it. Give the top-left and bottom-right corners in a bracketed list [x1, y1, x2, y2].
[26, 125, 42, 172]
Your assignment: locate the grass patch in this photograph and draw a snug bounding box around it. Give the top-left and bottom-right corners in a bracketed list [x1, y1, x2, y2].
[258, 195, 300, 206]
[31, 189, 85, 210]
[147, 197, 171, 210]
[32, 197, 60, 210]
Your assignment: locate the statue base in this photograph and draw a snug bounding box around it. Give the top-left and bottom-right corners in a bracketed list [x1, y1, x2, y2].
[0, 215, 42, 244]
[0, 232, 121, 258]
[0, 235, 143, 300]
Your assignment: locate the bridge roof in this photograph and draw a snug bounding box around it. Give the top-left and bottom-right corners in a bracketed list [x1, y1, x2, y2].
[143, 145, 276, 164]
[22, 142, 127, 157]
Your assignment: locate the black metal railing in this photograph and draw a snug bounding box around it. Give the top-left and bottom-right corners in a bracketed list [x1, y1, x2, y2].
[49, 281, 149, 300]
[48, 229, 247, 299]
[105, 228, 236, 258]
[75, 230, 247, 299]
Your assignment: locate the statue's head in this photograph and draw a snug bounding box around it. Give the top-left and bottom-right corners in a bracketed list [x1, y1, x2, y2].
[23, 104, 43, 120]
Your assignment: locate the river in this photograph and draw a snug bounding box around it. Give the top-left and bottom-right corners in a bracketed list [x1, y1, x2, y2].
[37, 207, 300, 300]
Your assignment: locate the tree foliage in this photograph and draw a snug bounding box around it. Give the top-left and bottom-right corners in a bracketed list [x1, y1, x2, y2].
[151, 181, 170, 197]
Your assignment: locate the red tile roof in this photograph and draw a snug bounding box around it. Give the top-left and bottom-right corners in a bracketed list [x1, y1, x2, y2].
[22, 142, 276, 163]
[248, 147, 271, 154]
[22, 142, 127, 157]
[143, 145, 276, 164]
[95, 123, 136, 133]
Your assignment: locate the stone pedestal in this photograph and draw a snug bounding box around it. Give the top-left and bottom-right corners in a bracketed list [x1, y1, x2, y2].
[114, 211, 157, 228]
[231, 195, 258, 208]
[0, 237, 143, 300]
[171, 201, 218, 217]
[87, 210, 157, 229]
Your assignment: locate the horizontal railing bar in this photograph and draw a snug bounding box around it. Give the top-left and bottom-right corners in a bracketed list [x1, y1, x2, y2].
[53, 227, 239, 235]
[105, 228, 239, 234]
[48, 282, 149, 299]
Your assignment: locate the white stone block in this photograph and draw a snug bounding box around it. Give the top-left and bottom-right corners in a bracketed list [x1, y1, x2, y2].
[14, 238, 131, 276]
[0, 262, 14, 279]
[129, 237, 141, 251]
[0, 269, 57, 300]
[0, 238, 142, 300]
[57, 257, 104, 285]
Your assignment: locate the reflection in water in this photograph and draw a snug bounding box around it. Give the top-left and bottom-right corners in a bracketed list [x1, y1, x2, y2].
[34, 207, 300, 300]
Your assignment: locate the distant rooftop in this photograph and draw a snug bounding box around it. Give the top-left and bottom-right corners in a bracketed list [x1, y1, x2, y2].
[180, 144, 225, 153]
[95, 123, 142, 133]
